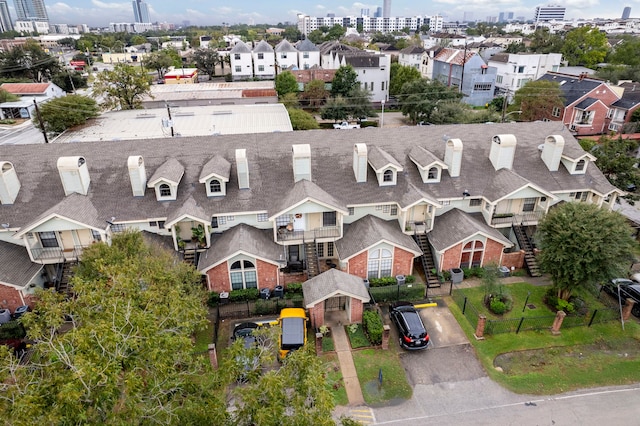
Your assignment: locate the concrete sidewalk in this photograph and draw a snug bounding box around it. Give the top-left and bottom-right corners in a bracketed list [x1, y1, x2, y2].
[326, 311, 365, 406]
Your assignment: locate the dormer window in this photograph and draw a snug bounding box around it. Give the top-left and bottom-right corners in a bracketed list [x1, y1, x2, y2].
[575, 159, 585, 171]
[383, 169, 393, 182]
[210, 179, 221, 193]
[159, 184, 171, 197]
[428, 167, 438, 180]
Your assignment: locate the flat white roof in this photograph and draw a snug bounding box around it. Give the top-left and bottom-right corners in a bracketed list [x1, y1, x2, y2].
[144, 81, 276, 102]
[55, 103, 293, 143]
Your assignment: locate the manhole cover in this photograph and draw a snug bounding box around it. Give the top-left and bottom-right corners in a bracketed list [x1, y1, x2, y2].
[527, 303, 536, 309]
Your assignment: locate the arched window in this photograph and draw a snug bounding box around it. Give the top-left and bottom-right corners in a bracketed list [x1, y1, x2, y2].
[427, 167, 438, 180]
[367, 248, 392, 279]
[230, 260, 257, 290]
[460, 240, 484, 268]
[575, 159, 585, 171]
[209, 179, 221, 193]
[383, 169, 393, 182]
[159, 183, 171, 197]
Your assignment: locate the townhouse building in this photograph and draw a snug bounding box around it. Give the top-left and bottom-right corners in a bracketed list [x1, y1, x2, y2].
[488, 53, 562, 101]
[608, 82, 640, 133]
[398, 45, 426, 70]
[0, 122, 620, 314]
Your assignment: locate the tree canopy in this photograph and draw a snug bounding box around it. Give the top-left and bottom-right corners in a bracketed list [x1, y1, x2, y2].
[143, 50, 174, 79]
[397, 78, 464, 124]
[0, 39, 61, 82]
[588, 136, 640, 195]
[536, 203, 637, 300]
[34, 94, 99, 134]
[192, 47, 220, 79]
[92, 63, 152, 110]
[511, 80, 565, 122]
[331, 65, 358, 98]
[0, 232, 226, 425]
[389, 63, 421, 96]
[561, 27, 608, 68]
[275, 70, 299, 97]
[300, 79, 329, 109]
[287, 107, 320, 130]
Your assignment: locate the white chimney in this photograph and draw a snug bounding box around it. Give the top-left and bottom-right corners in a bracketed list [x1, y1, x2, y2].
[444, 138, 463, 177]
[0, 161, 20, 205]
[353, 143, 367, 183]
[292, 144, 312, 183]
[541, 135, 565, 172]
[236, 149, 250, 189]
[127, 155, 147, 197]
[489, 134, 517, 171]
[57, 156, 90, 196]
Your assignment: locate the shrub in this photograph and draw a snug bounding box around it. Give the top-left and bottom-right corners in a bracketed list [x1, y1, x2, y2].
[229, 288, 259, 302]
[286, 282, 303, 294]
[207, 292, 220, 307]
[0, 320, 26, 340]
[405, 275, 416, 284]
[253, 299, 278, 315]
[362, 309, 383, 345]
[489, 298, 507, 315]
[368, 277, 396, 287]
[544, 288, 575, 314]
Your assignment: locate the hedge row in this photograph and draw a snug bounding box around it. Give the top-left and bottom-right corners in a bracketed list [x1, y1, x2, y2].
[368, 275, 415, 287]
[207, 283, 304, 307]
[362, 309, 383, 345]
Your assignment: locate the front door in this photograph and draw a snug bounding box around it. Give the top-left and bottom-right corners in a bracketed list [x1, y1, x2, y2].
[325, 296, 346, 312]
[59, 230, 76, 253]
[293, 214, 306, 231]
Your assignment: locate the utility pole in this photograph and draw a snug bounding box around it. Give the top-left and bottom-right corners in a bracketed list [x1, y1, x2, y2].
[33, 99, 48, 144]
[165, 101, 174, 137]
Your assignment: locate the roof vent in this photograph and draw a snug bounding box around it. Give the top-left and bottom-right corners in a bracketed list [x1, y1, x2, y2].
[57, 156, 90, 196]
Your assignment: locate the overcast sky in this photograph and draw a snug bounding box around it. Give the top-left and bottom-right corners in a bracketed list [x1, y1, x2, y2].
[37, 0, 635, 27]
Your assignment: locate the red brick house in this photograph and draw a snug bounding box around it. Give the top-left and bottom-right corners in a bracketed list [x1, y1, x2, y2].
[538, 72, 621, 136]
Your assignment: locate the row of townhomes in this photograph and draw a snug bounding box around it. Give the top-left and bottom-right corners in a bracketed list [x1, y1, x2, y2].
[0, 122, 619, 320]
[229, 39, 391, 102]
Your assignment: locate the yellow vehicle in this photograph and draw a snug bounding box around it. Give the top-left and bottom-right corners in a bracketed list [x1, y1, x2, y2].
[277, 308, 308, 361]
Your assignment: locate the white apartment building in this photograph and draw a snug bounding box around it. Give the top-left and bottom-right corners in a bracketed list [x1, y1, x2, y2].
[275, 39, 299, 71]
[297, 13, 443, 36]
[488, 52, 562, 100]
[229, 41, 254, 81]
[252, 40, 276, 80]
[296, 39, 321, 70]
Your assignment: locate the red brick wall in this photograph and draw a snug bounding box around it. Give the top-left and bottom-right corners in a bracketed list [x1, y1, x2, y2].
[393, 247, 415, 276]
[484, 239, 505, 266]
[308, 302, 324, 328]
[564, 86, 619, 136]
[205, 259, 278, 293]
[441, 242, 463, 271]
[0, 284, 27, 312]
[347, 252, 368, 278]
[502, 250, 525, 269]
[350, 299, 364, 323]
[440, 238, 507, 271]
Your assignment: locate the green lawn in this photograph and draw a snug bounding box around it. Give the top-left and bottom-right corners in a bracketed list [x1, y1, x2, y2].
[352, 349, 412, 405]
[459, 282, 552, 319]
[321, 354, 349, 406]
[447, 295, 640, 395]
[193, 313, 215, 353]
[346, 324, 371, 348]
[322, 334, 335, 352]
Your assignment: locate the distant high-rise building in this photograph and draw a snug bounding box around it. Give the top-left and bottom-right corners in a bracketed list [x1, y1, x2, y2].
[383, 0, 391, 18]
[463, 11, 473, 22]
[13, 0, 48, 22]
[0, 1, 13, 32]
[622, 6, 631, 19]
[534, 5, 566, 22]
[498, 12, 505, 22]
[361, 8, 369, 17]
[374, 7, 382, 18]
[132, 0, 150, 23]
[507, 12, 514, 20]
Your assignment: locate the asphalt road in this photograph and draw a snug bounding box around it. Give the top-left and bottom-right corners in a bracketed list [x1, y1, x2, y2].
[373, 301, 640, 425]
[0, 122, 45, 145]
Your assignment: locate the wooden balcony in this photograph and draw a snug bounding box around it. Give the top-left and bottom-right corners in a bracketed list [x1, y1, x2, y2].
[276, 226, 340, 243]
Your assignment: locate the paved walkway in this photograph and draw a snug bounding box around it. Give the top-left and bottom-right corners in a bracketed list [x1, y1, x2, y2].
[326, 311, 365, 406]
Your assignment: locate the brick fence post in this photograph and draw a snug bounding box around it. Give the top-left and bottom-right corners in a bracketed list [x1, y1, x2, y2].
[622, 299, 636, 321]
[550, 310, 566, 335]
[474, 314, 486, 340]
[315, 332, 323, 355]
[382, 324, 390, 349]
[207, 344, 218, 369]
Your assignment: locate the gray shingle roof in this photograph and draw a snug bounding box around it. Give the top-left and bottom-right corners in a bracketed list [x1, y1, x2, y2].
[16, 193, 104, 235]
[538, 73, 603, 106]
[368, 146, 403, 171]
[229, 41, 252, 54]
[148, 158, 184, 186]
[253, 40, 274, 53]
[335, 215, 421, 260]
[0, 241, 42, 287]
[275, 39, 297, 53]
[0, 122, 617, 235]
[296, 39, 319, 52]
[197, 223, 282, 271]
[273, 179, 348, 217]
[574, 97, 598, 110]
[165, 196, 208, 225]
[302, 268, 370, 307]
[409, 146, 444, 169]
[199, 155, 231, 182]
[400, 45, 426, 55]
[428, 209, 513, 252]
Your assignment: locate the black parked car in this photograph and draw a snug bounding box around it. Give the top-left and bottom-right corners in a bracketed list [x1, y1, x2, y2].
[602, 279, 640, 317]
[232, 322, 259, 348]
[389, 302, 430, 350]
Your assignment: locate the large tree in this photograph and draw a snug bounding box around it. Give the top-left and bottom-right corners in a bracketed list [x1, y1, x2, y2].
[287, 107, 320, 130]
[589, 136, 640, 193]
[398, 78, 463, 124]
[0, 39, 61, 82]
[300, 79, 329, 109]
[561, 27, 608, 68]
[331, 65, 358, 98]
[275, 70, 298, 97]
[511, 80, 565, 122]
[0, 232, 226, 425]
[389, 63, 421, 96]
[34, 94, 99, 134]
[143, 50, 173, 79]
[347, 85, 376, 120]
[192, 46, 220, 79]
[92, 63, 152, 110]
[536, 203, 637, 300]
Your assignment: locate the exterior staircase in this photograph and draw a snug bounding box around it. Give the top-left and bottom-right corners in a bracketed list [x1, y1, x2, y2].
[513, 224, 541, 277]
[304, 242, 320, 278]
[56, 260, 77, 297]
[413, 233, 441, 288]
[183, 249, 197, 266]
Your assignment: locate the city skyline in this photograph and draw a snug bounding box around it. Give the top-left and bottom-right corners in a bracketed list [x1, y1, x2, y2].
[4, 1, 632, 27]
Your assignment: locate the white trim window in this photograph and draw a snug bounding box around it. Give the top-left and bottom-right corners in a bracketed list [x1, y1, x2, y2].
[367, 248, 393, 279]
[230, 259, 257, 290]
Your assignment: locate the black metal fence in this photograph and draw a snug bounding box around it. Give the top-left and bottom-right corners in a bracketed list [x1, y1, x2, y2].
[453, 288, 620, 335]
[368, 283, 426, 304]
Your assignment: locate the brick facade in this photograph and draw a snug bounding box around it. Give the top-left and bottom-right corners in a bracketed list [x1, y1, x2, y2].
[350, 299, 364, 323]
[205, 258, 278, 293]
[0, 284, 29, 312]
[308, 301, 324, 328]
[440, 237, 507, 271]
[392, 247, 415, 277]
[501, 250, 525, 269]
[347, 251, 368, 278]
